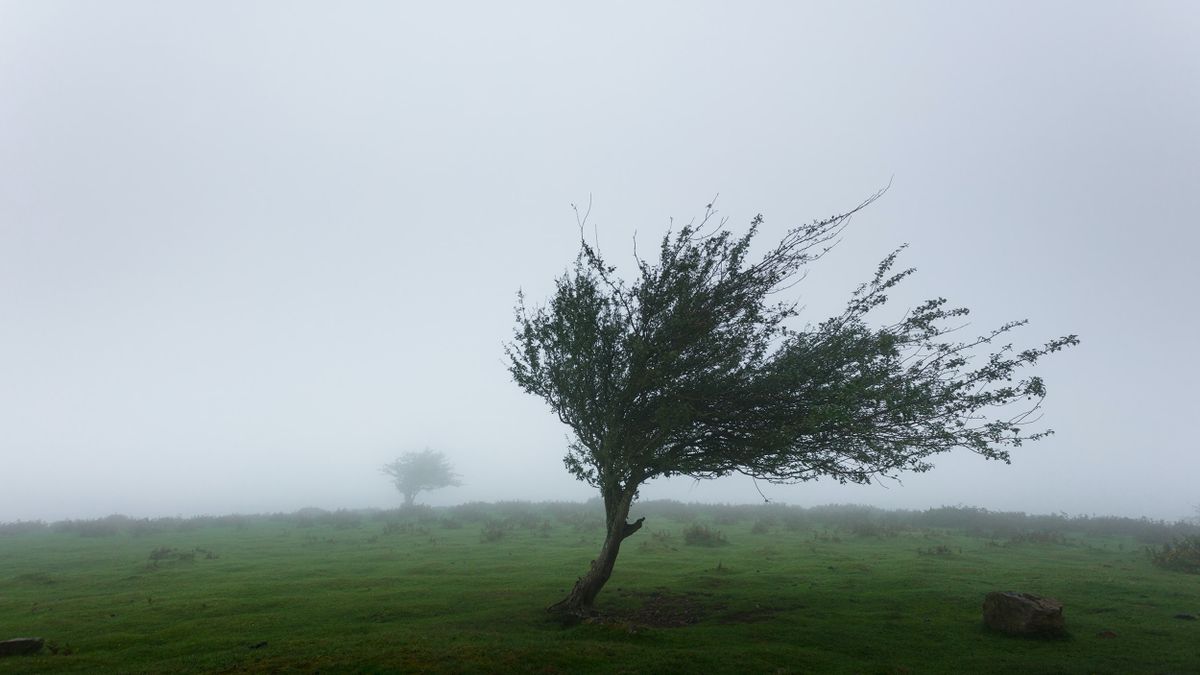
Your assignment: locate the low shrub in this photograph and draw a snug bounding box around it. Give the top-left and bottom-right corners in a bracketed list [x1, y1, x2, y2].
[1147, 536, 1200, 574]
[52, 516, 126, 537]
[127, 519, 166, 537]
[480, 520, 509, 543]
[917, 544, 955, 556]
[449, 502, 493, 524]
[382, 522, 429, 536]
[1008, 531, 1068, 545]
[639, 529, 678, 552]
[683, 524, 728, 547]
[321, 510, 364, 529]
[0, 520, 47, 536]
[147, 546, 216, 566]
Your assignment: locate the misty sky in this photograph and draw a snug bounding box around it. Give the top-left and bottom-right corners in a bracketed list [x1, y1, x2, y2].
[2, 2, 1197, 522]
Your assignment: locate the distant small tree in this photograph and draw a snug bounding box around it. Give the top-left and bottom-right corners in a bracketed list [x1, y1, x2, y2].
[507, 193, 1078, 617]
[381, 449, 461, 507]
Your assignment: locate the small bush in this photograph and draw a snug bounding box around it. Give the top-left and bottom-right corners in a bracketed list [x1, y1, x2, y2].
[751, 519, 771, 535]
[0, 520, 47, 536]
[480, 520, 508, 543]
[382, 522, 429, 536]
[148, 546, 218, 567]
[149, 546, 177, 565]
[683, 524, 728, 547]
[214, 514, 250, 529]
[917, 544, 955, 556]
[639, 529, 677, 552]
[128, 519, 166, 537]
[1008, 531, 1068, 545]
[449, 502, 493, 524]
[1147, 536, 1200, 574]
[400, 504, 439, 523]
[53, 516, 125, 537]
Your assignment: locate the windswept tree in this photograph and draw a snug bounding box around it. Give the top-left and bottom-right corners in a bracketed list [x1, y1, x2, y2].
[507, 193, 1077, 616]
[381, 449, 461, 507]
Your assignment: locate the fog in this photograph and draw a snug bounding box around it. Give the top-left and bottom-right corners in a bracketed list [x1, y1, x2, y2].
[2, 2, 1197, 523]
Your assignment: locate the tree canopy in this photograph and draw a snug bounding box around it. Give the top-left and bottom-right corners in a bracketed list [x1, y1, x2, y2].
[381, 449, 461, 508]
[507, 194, 1077, 615]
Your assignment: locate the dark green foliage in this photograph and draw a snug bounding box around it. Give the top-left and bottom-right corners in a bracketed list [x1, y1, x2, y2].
[509, 195, 1076, 492]
[507, 194, 1077, 610]
[1146, 536, 1200, 573]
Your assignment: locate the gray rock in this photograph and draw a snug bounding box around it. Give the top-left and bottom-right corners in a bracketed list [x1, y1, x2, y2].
[0, 638, 44, 657]
[983, 592, 1066, 637]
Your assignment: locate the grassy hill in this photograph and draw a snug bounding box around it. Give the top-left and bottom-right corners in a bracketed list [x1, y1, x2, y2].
[1, 502, 1198, 673]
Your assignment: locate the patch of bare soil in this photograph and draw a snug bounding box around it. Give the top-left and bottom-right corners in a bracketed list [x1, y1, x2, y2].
[610, 588, 724, 628]
[586, 588, 786, 629]
[716, 605, 780, 624]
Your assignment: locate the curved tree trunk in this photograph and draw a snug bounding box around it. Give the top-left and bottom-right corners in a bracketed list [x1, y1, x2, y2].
[548, 487, 644, 618]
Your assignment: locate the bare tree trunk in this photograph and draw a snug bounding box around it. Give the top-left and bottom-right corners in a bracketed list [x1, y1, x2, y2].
[548, 487, 644, 618]
[403, 491, 416, 508]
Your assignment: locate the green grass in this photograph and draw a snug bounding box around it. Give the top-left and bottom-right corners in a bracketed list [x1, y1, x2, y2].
[1, 507, 1198, 673]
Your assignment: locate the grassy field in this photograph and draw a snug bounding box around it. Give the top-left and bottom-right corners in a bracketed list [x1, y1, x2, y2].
[1, 503, 1198, 674]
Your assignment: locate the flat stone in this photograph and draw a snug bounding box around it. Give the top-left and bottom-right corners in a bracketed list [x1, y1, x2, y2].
[0, 638, 44, 657]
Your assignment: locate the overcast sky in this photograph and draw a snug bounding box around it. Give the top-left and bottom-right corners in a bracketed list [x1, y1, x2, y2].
[2, 1, 1197, 522]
